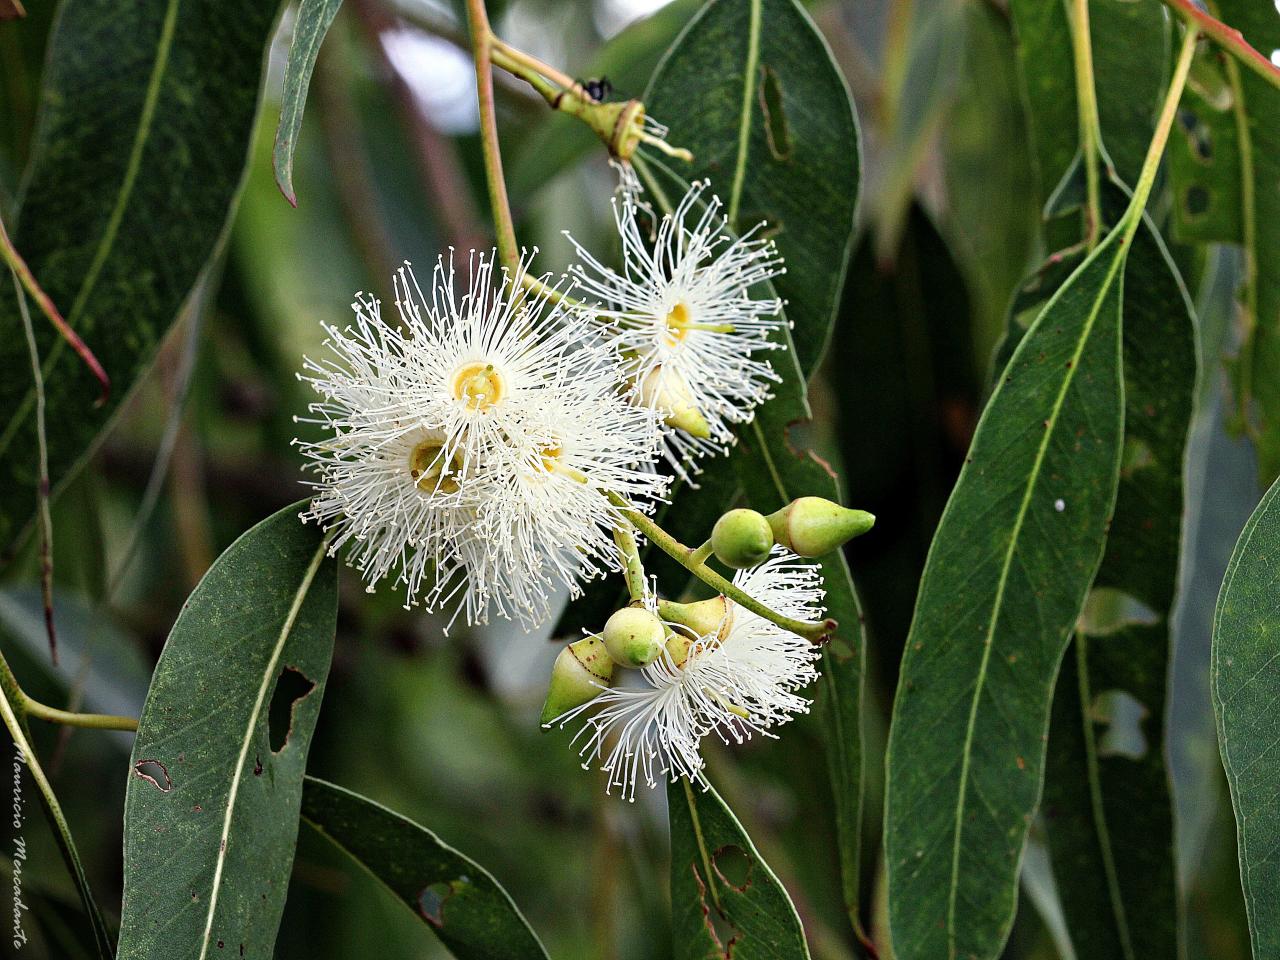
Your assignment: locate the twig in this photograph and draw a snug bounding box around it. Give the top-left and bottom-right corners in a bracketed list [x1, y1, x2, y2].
[13, 272, 57, 665]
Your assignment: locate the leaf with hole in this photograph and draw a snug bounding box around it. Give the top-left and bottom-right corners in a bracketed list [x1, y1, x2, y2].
[301, 776, 549, 959]
[117, 503, 337, 960]
[1213, 475, 1280, 960]
[0, 0, 282, 550]
[885, 219, 1130, 958]
[669, 779, 810, 959]
[273, 0, 342, 206]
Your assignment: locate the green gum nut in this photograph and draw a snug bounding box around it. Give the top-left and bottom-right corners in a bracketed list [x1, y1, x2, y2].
[602, 607, 667, 668]
[711, 508, 775, 569]
[766, 496, 876, 557]
[539, 635, 615, 726]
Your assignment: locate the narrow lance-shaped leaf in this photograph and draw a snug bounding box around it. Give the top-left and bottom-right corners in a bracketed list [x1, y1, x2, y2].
[1213, 476, 1280, 960]
[1039, 191, 1194, 960]
[301, 776, 550, 960]
[669, 779, 810, 960]
[885, 220, 1131, 958]
[0, 0, 282, 549]
[273, 0, 343, 206]
[118, 503, 337, 960]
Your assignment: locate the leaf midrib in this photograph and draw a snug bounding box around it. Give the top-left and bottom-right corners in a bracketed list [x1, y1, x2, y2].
[726, 0, 762, 226]
[942, 238, 1128, 960]
[0, 0, 181, 457]
[196, 538, 327, 960]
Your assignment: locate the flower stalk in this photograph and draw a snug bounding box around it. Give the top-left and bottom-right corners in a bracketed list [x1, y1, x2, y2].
[606, 490, 835, 643]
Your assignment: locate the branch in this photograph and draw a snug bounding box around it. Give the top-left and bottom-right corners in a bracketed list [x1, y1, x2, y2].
[1161, 0, 1280, 92]
[1, 212, 109, 405]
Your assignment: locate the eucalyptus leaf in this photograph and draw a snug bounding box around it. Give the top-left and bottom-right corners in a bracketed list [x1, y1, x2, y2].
[637, 0, 865, 924]
[0, 0, 282, 549]
[1040, 203, 1195, 960]
[1213, 475, 1280, 960]
[118, 503, 337, 960]
[668, 778, 810, 960]
[273, 0, 344, 206]
[301, 776, 550, 960]
[885, 222, 1130, 958]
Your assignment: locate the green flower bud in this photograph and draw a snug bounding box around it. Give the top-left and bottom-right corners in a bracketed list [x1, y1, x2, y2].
[766, 497, 875, 557]
[711, 508, 774, 569]
[540, 635, 614, 726]
[658, 595, 732, 643]
[602, 607, 667, 668]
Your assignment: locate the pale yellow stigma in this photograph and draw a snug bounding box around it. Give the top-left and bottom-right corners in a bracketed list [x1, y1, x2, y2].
[452, 362, 505, 410]
[664, 302, 692, 346]
[539, 443, 563, 471]
[409, 441, 462, 493]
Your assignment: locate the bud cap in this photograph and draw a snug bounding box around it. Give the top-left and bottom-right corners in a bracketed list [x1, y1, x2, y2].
[766, 497, 875, 557]
[540, 635, 615, 726]
[711, 508, 775, 569]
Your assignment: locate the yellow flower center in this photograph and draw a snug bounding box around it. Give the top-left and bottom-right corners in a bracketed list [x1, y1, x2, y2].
[408, 441, 462, 494]
[664, 302, 691, 346]
[452, 362, 505, 410]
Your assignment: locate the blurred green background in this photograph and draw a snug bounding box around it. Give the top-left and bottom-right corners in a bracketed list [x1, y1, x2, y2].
[0, 0, 1263, 957]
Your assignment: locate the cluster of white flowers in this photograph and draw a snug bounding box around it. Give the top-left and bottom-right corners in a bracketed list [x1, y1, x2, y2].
[297, 178, 824, 795]
[551, 550, 826, 800]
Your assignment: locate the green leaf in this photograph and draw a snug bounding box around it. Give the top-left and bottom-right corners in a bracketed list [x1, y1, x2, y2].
[1210, 0, 1280, 484]
[118, 503, 337, 959]
[0, 0, 282, 550]
[1213, 475, 1280, 960]
[668, 778, 810, 959]
[885, 224, 1130, 959]
[273, 0, 343, 206]
[643, 0, 860, 373]
[1040, 205, 1195, 960]
[300, 776, 550, 959]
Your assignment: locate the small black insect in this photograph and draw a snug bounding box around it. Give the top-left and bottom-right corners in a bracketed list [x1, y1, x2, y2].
[577, 75, 613, 102]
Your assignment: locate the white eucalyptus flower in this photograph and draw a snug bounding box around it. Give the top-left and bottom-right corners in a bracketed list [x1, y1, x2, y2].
[552, 549, 825, 800]
[566, 181, 786, 480]
[296, 250, 664, 628]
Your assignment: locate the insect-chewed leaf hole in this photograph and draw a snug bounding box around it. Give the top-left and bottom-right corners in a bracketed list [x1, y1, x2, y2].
[134, 758, 172, 792]
[712, 844, 753, 892]
[268, 665, 315, 753]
